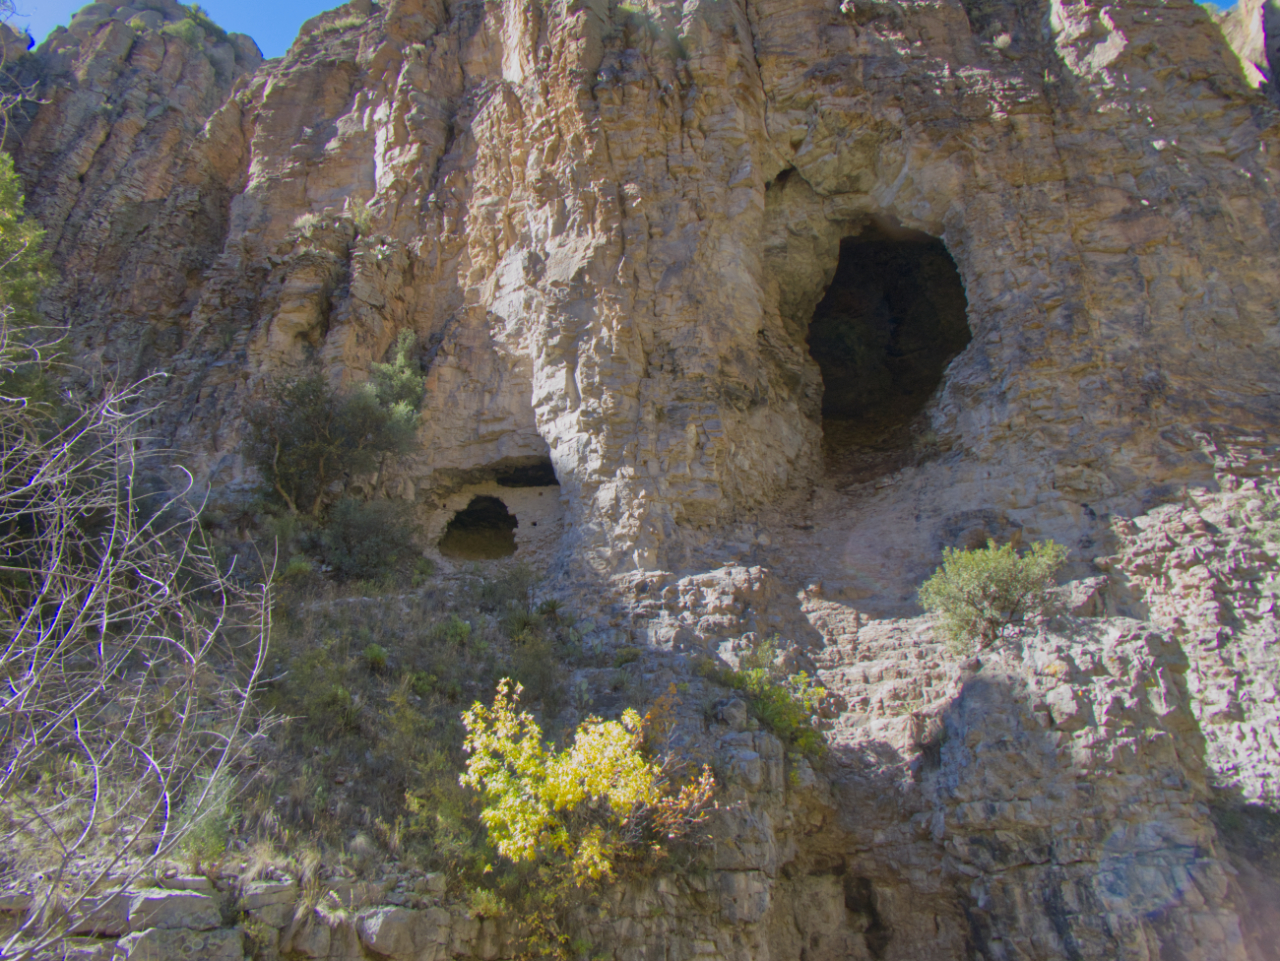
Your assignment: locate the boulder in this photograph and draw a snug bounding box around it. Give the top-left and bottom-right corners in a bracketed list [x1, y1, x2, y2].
[128, 890, 221, 931]
[116, 925, 241, 961]
[356, 906, 451, 961]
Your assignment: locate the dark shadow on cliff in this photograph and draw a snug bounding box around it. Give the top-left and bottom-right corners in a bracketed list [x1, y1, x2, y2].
[818, 666, 1196, 961]
[807, 220, 970, 485]
[1211, 787, 1280, 961]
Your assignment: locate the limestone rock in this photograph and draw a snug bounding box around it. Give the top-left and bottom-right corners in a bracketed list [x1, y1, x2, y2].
[115, 925, 241, 961]
[281, 915, 330, 958]
[241, 880, 299, 929]
[11, 1, 1280, 959]
[127, 890, 221, 931]
[67, 893, 130, 937]
[356, 905, 451, 960]
[14, 0, 1280, 585]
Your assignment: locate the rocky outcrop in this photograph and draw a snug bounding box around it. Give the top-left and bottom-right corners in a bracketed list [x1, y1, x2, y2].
[11, 0, 1280, 959]
[21, 584, 1255, 961]
[13, 0, 1280, 579]
[1097, 480, 1280, 810]
[1218, 0, 1270, 88]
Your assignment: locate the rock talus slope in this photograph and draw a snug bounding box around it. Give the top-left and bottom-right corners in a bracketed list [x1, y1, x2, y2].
[9, 0, 1280, 957]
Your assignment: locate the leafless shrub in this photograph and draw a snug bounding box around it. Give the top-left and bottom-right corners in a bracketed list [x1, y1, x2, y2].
[0, 316, 275, 959]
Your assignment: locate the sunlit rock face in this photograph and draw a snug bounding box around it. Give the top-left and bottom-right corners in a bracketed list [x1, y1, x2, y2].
[11, 4, 1280, 956]
[14, 0, 1280, 581]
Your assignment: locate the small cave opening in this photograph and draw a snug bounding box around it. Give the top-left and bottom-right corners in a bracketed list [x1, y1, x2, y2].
[808, 220, 971, 482]
[437, 496, 518, 560]
[495, 459, 559, 488]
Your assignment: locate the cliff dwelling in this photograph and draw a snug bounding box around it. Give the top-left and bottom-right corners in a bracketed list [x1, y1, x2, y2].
[809, 223, 971, 482]
[437, 495, 519, 559]
[433, 459, 563, 561]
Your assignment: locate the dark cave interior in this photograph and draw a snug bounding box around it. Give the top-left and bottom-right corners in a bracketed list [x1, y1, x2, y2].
[808, 222, 971, 481]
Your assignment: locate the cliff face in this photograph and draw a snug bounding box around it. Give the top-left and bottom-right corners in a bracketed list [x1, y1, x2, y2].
[15, 0, 1280, 580]
[10, 0, 1280, 958]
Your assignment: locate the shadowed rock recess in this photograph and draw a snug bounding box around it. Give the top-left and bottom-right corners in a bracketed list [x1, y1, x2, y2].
[438, 495, 519, 559]
[11, 0, 1280, 956]
[807, 222, 971, 482]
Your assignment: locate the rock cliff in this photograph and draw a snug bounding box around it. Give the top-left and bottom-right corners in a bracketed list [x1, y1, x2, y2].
[8, 0, 1280, 957]
[15, 0, 1280, 580]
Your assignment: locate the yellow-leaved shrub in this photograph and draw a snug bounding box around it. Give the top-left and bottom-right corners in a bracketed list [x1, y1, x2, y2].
[460, 679, 714, 955]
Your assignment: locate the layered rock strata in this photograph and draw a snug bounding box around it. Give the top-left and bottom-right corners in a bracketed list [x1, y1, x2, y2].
[13, 0, 1280, 581]
[10, 0, 1280, 958]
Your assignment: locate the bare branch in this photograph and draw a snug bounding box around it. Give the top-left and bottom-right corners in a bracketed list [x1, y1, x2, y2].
[0, 312, 278, 959]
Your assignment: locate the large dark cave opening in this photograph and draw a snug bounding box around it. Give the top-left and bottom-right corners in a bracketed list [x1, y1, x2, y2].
[438, 496, 518, 560]
[808, 222, 971, 481]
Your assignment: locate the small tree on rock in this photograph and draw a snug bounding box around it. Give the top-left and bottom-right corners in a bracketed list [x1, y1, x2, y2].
[248, 332, 426, 516]
[918, 539, 1069, 654]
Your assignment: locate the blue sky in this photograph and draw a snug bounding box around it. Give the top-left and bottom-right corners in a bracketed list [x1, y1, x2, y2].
[11, 0, 1243, 60]
[13, 0, 339, 58]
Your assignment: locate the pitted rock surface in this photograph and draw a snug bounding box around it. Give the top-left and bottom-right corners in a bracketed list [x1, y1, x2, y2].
[9, 0, 1280, 959]
[13, 0, 1280, 580]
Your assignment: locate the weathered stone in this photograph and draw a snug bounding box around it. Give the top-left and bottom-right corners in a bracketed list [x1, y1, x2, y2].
[241, 880, 298, 929]
[116, 925, 241, 961]
[60, 939, 116, 961]
[356, 905, 450, 961]
[15, 0, 1280, 590]
[718, 870, 770, 923]
[282, 917, 330, 959]
[69, 892, 131, 936]
[127, 890, 221, 931]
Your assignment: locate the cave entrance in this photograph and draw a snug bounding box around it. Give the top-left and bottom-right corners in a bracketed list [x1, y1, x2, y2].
[438, 496, 518, 560]
[808, 221, 971, 482]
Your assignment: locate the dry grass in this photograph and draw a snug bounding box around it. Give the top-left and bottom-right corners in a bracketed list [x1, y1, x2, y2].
[235, 564, 606, 893]
[319, 14, 367, 33]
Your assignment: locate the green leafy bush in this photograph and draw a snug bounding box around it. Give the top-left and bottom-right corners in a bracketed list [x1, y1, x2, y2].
[176, 772, 234, 868]
[434, 614, 472, 647]
[702, 637, 827, 758]
[348, 198, 374, 235]
[918, 539, 1069, 653]
[371, 330, 427, 410]
[612, 646, 642, 667]
[315, 683, 359, 732]
[0, 154, 50, 328]
[318, 497, 416, 579]
[160, 17, 204, 45]
[365, 644, 389, 673]
[278, 555, 314, 581]
[248, 338, 425, 516]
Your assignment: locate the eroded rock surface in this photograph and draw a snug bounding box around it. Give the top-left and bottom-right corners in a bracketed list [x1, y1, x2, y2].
[10, 0, 1280, 958]
[13, 0, 1280, 578]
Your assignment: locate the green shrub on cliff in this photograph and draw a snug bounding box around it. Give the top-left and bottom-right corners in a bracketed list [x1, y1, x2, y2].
[249, 333, 425, 517]
[0, 154, 49, 327]
[918, 539, 1068, 654]
[700, 636, 827, 758]
[160, 18, 204, 45]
